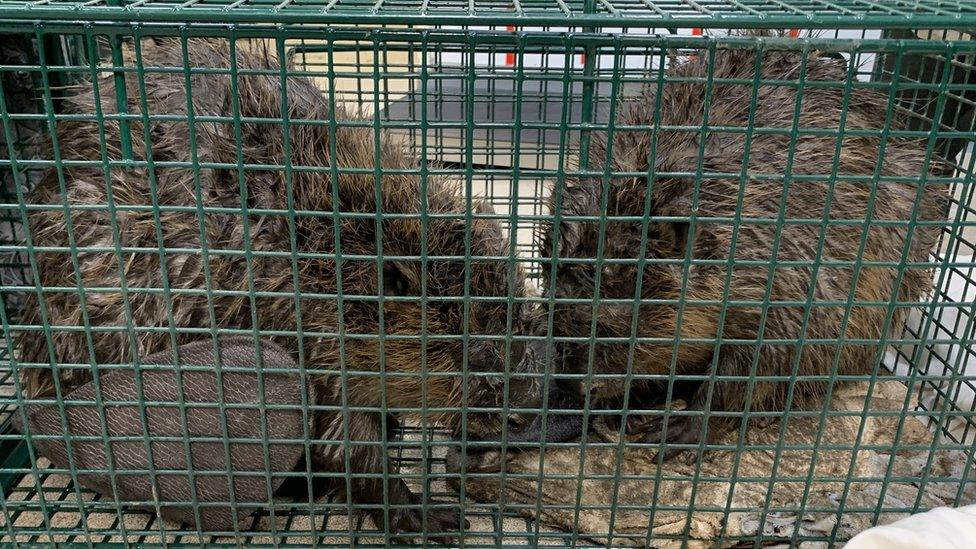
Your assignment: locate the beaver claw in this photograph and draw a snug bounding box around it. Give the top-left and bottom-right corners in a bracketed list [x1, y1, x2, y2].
[375, 501, 469, 545]
[632, 413, 704, 462]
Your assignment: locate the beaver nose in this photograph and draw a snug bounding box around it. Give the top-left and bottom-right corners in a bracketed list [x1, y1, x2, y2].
[507, 414, 531, 431]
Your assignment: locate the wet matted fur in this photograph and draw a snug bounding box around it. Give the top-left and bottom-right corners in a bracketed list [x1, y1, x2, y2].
[18, 37, 539, 538]
[540, 38, 949, 455]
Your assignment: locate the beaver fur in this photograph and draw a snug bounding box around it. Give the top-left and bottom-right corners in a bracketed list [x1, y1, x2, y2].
[18, 37, 539, 538]
[539, 42, 949, 456]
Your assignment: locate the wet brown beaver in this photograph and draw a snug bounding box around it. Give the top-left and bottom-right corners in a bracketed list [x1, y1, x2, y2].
[18, 38, 540, 539]
[530, 42, 949, 456]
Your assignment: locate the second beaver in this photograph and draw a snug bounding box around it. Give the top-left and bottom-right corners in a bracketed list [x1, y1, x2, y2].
[531, 41, 948, 456]
[18, 38, 541, 539]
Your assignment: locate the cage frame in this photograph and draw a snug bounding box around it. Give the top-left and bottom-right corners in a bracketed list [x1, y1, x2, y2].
[0, 2, 975, 547]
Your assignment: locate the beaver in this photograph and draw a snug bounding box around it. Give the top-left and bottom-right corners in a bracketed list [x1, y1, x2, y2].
[17, 37, 541, 539]
[530, 40, 949, 457]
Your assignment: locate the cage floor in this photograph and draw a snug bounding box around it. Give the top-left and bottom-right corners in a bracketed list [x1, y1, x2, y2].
[0, 426, 575, 547]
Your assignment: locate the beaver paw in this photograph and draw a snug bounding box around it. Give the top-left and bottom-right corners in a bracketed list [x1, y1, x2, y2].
[377, 502, 469, 545]
[749, 415, 777, 429]
[632, 414, 704, 462]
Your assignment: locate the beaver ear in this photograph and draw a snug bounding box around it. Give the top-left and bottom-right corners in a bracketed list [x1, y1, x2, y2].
[381, 261, 419, 296]
[545, 181, 599, 259]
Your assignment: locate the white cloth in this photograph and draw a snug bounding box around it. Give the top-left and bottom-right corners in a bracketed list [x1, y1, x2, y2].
[846, 505, 976, 549]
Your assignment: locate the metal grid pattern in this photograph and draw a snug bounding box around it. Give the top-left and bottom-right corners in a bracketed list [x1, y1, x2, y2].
[0, 425, 574, 546]
[0, 0, 974, 27]
[0, 18, 973, 549]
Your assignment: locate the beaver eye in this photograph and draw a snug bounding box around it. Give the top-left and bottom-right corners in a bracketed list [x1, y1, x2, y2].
[469, 342, 503, 372]
[382, 263, 411, 296]
[567, 264, 594, 286]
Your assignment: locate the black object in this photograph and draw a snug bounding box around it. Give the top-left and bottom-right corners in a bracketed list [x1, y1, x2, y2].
[470, 382, 588, 451]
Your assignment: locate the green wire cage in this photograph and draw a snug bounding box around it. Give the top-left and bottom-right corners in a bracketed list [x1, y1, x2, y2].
[0, 1, 975, 547]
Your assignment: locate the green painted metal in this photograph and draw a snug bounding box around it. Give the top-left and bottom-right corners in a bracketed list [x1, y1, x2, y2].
[0, 5, 974, 548]
[0, 0, 971, 28]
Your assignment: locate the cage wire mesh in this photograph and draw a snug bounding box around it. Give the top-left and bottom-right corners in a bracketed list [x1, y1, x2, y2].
[0, 2, 973, 547]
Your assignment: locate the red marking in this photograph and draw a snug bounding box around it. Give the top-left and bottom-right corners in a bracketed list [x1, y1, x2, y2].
[690, 28, 702, 61]
[580, 53, 586, 65]
[789, 28, 800, 38]
[506, 24, 515, 66]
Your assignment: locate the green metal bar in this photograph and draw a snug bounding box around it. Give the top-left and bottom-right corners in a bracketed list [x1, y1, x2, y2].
[0, 36, 72, 546]
[129, 32, 203, 540]
[230, 32, 281, 539]
[613, 41, 668, 548]
[39, 35, 67, 113]
[490, 27, 527, 548]
[871, 73, 976, 528]
[12, 317, 976, 343]
[749, 39, 833, 546]
[175, 30, 247, 540]
[27, 26, 135, 545]
[370, 28, 394, 541]
[454, 29, 480, 543]
[575, 0, 599, 173]
[0, 6, 974, 29]
[712, 39, 770, 548]
[79, 24, 144, 539]
[106, 31, 133, 164]
[274, 30, 319, 541]
[676, 39, 727, 544]
[0, 241, 962, 265]
[416, 29, 434, 546]
[3, 25, 972, 54]
[586, 35, 635, 546]
[324, 27, 358, 543]
[827, 41, 960, 545]
[567, 33, 623, 549]
[529, 29, 579, 546]
[780, 40, 863, 547]
[222, 32, 260, 533]
[8, 152, 973, 175]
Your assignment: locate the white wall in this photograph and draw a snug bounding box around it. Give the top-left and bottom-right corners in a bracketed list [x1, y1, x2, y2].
[429, 27, 883, 81]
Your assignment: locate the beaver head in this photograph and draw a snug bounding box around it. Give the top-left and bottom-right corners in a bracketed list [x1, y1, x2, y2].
[306, 182, 545, 439]
[537, 176, 697, 402]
